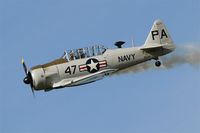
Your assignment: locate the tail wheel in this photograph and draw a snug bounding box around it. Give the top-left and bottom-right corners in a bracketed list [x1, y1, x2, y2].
[155, 60, 161, 67]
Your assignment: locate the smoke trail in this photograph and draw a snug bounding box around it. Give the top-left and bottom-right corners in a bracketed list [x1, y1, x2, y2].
[114, 62, 153, 75]
[114, 44, 200, 75]
[162, 44, 200, 68]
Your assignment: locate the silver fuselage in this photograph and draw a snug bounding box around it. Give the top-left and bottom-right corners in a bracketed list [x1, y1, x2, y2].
[29, 43, 175, 91]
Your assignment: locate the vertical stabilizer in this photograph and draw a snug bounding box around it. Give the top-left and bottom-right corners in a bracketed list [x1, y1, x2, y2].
[144, 20, 174, 47]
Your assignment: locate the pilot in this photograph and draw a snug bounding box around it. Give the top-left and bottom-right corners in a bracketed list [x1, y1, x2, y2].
[69, 50, 75, 60]
[79, 48, 85, 58]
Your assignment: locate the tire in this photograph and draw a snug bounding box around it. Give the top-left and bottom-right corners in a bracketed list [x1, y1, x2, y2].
[155, 61, 161, 67]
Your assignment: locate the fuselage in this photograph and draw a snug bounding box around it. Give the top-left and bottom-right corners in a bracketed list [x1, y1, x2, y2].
[29, 43, 175, 91]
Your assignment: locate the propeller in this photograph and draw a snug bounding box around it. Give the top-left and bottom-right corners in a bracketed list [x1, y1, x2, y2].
[21, 58, 35, 97]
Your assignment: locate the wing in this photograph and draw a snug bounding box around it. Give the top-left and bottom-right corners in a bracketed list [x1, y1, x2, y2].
[52, 69, 117, 88]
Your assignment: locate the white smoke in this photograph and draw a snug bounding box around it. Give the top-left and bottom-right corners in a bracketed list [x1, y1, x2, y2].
[162, 44, 200, 68]
[114, 44, 200, 75]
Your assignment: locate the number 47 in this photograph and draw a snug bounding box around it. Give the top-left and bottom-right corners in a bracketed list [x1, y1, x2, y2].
[65, 65, 76, 75]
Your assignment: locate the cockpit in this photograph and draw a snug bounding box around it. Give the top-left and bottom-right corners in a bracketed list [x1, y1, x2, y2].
[61, 45, 107, 61]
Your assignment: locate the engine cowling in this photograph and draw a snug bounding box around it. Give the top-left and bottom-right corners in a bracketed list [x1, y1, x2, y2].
[30, 66, 46, 90]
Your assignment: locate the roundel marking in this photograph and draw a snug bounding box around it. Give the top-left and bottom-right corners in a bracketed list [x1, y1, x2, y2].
[86, 58, 100, 73]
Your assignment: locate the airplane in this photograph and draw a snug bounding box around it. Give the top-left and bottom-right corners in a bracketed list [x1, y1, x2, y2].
[22, 20, 175, 94]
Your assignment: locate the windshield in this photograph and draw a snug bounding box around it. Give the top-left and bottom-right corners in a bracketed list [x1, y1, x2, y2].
[61, 45, 106, 61]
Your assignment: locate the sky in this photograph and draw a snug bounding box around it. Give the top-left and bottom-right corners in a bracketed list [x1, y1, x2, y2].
[0, 0, 200, 133]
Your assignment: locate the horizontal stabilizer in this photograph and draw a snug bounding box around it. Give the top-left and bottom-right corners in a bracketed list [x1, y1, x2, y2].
[140, 45, 164, 52]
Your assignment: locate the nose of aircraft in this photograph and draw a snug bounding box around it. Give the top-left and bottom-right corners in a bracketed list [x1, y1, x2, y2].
[30, 67, 47, 90]
[23, 76, 31, 84]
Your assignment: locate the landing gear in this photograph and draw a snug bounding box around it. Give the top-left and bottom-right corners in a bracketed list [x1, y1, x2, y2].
[155, 60, 161, 67]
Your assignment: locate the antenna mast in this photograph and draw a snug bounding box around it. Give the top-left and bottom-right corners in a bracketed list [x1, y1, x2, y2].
[131, 36, 134, 47]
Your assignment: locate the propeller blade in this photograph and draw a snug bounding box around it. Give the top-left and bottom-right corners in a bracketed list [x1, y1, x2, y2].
[22, 57, 28, 75]
[21, 58, 35, 97]
[31, 86, 35, 97]
[30, 78, 35, 97]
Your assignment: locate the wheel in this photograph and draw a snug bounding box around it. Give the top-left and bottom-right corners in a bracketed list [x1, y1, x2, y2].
[155, 60, 161, 67]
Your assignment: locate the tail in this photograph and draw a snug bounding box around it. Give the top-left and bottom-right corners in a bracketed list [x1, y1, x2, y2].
[144, 19, 174, 47]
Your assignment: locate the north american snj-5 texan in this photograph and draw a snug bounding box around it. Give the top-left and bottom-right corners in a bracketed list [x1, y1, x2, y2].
[22, 20, 175, 94]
